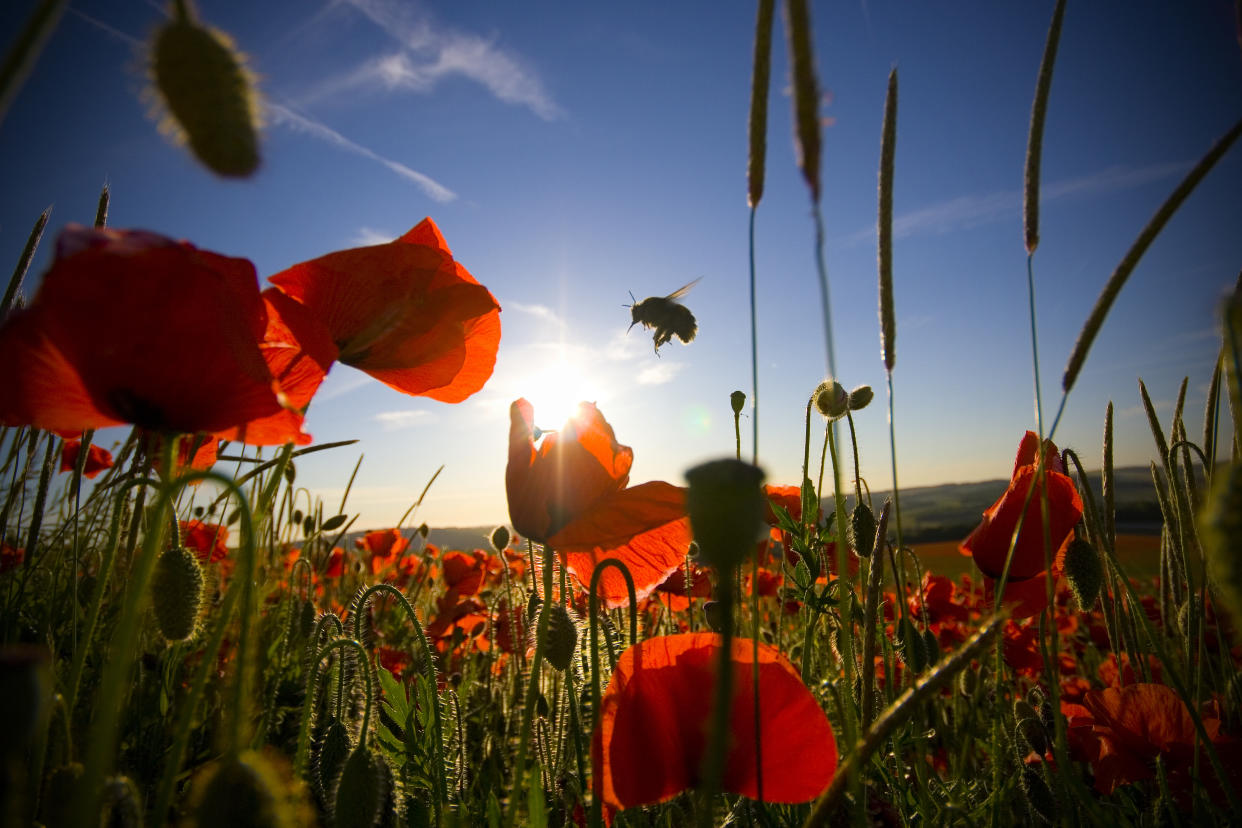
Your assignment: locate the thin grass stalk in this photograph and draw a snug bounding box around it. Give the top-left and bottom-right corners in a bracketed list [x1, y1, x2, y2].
[63, 476, 158, 712]
[803, 611, 1008, 828]
[508, 542, 556, 827]
[860, 501, 891, 731]
[1204, 349, 1224, 485]
[587, 558, 637, 828]
[1098, 540, 1242, 813]
[1022, 0, 1066, 255]
[0, 0, 68, 127]
[1059, 115, 1242, 400]
[1, 207, 49, 318]
[70, 435, 178, 828]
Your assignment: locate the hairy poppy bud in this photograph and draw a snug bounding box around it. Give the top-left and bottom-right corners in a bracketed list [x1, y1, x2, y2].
[333, 747, 387, 828]
[813, 380, 849, 420]
[850, 502, 877, 556]
[526, 592, 543, 623]
[150, 7, 261, 177]
[490, 525, 511, 553]
[895, 617, 926, 673]
[315, 720, 350, 801]
[190, 750, 297, 828]
[298, 600, 315, 640]
[1015, 716, 1048, 757]
[1063, 536, 1102, 610]
[101, 776, 143, 828]
[151, 546, 205, 642]
[1201, 461, 1242, 626]
[543, 603, 578, 672]
[730, 390, 747, 415]
[685, 458, 766, 569]
[1019, 766, 1058, 823]
[921, 628, 940, 666]
[848, 385, 874, 411]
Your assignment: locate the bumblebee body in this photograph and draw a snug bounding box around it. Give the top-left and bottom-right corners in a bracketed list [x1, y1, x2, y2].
[627, 279, 700, 355]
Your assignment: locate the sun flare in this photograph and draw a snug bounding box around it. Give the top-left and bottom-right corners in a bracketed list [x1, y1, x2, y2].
[519, 353, 608, 433]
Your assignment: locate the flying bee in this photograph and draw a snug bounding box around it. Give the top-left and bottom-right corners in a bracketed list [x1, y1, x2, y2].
[626, 278, 700, 356]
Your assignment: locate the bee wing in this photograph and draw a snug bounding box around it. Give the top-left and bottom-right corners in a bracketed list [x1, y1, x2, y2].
[664, 277, 702, 301]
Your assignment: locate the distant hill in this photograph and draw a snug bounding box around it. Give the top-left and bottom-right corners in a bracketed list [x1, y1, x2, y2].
[342, 465, 1165, 551]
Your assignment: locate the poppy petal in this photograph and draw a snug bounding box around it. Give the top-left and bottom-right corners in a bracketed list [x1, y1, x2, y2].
[551, 482, 692, 608]
[593, 633, 835, 809]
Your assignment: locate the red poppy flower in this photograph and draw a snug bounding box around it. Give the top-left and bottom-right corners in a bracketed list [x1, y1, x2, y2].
[215, 288, 338, 446]
[592, 632, 835, 810]
[0, 226, 299, 440]
[180, 520, 228, 564]
[0, 543, 24, 573]
[267, 218, 500, 402]
[505, 399, 691, 608]
[441, 549, 492, 596]
[356, 528, 411, 575]
[960, 431, 1082, 582]
[59, 439, 114, 479]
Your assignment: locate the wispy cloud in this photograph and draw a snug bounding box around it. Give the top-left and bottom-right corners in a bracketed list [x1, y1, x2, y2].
[268, 103, 456, 202]
[315, 0, 564, 121]
[636, 362, 684, 385]
[505, 301, 566, 329]
[837, 159, 1190, 246]
[351, 227, 396, 247]
[374, 409, 436, 430]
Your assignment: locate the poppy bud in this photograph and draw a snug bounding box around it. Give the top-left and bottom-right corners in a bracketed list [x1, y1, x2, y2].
[850, 502, 877, 555]
[1063, 536, 1102, 610]
[526, 592, 543, 623]
[895, 617, 926, 673]
[315, 720, 350, 801]
[490, 526, 511, 553]
[151, 546, 205, 642]
[813, 380, 849, 420]
[101, 775, 143, 828]
[543, 603, 578, 672]
[40, 763, 84, 827]
[848, 385, 874, 411]
[417, 523, 430, 539]
[685, 458, 766, 570]
[1201, 461, 1242, 626]
[1015, 716, 1048, 757]
[298, 600, 315, 640]
[1019, 766, 1058, 823]
[958, 666, 979, 697]
[730, 390, 747, 415]
[190, 751, 296, 828]
[921, 628, 941, 666]
[702, 600, 726, 633]
[150, 7, 261, 177]
[334, 746, 387, 828]
[302, 515, 315, 538]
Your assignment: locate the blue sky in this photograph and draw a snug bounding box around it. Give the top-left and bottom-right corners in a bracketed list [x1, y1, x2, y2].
[2, 0, 1240, 530]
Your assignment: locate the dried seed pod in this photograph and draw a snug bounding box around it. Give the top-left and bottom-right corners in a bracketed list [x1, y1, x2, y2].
[730, 390, 747, 415]
[150, 7, 261, 177]
[151, 546, 204, 642]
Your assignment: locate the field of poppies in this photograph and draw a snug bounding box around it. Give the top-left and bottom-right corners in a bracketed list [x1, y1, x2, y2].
[3, 1, 1242, 827]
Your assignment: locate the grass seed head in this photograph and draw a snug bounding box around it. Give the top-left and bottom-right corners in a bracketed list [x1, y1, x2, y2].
[151, 546, 205, 642]
[150, 10, 261, 177]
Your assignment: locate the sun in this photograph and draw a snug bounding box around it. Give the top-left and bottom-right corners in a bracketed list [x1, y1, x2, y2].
[519, 351, 609, 433]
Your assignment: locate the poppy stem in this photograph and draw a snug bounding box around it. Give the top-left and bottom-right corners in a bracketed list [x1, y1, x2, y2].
[699, 568, 735, 828]
[509, 542, 556, 827]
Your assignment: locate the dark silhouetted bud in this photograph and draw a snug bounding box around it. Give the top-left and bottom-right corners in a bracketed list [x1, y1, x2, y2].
[685, 458, 766, 569]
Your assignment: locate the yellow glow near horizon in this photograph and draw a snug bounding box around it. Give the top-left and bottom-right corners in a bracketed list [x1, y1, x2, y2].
[520, 352, 608, 433]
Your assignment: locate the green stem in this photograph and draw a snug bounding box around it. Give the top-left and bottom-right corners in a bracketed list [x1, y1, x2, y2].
[508, 543, 557, 827]
[588, 559, 637, 828]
